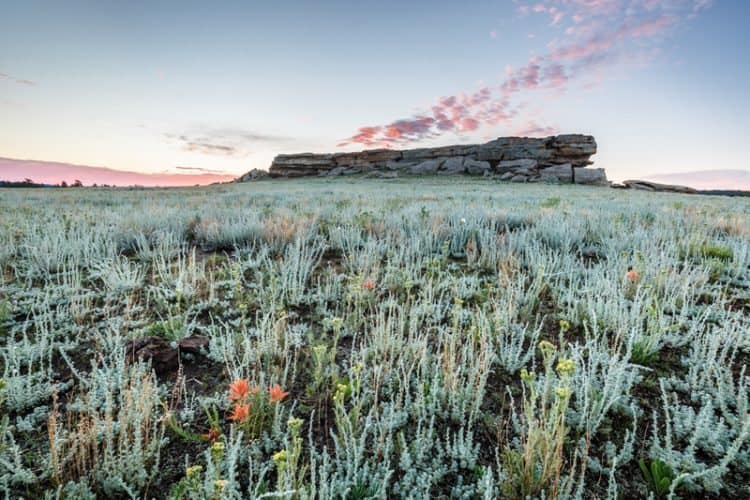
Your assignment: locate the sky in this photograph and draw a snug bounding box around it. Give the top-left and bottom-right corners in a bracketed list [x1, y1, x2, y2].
[1, 0, 748, 185]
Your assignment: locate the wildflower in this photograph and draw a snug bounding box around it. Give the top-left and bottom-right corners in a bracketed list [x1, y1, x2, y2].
[228, 378, 250, 402]
[186, 465, 203, 479]
[201, 427, 221, 443]
[229, 403, 251, 422]
[460, 217, 467, 224]
[520, 368, 535, 383]
[287, 416, 303, 434]
[214, 479, 228, 492]
[559, 320, 571, 331]
[556, 359, 575, 375]
[626, 268, 640, 283]
[538, 340, 556, 356]
[555, 386, 571, 399]
[211, 441, 225, 462]
[272, 449, 288, 464]
[362, 279, 376, 291]
[269, 384, 289, 403]
[333, 383, 350, 404]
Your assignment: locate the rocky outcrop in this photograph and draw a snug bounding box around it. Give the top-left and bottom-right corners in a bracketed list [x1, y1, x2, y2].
[240, 134, 604, 185]
[575, 168, 608, 186]
[236, 168, 269, 182]
[621, 180, 697, 194]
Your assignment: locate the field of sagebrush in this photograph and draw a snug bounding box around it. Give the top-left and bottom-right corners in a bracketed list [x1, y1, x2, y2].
[0, 178, 748, 499]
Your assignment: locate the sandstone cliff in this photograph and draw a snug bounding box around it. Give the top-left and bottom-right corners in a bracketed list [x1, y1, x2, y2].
[239, 134, 607, 185]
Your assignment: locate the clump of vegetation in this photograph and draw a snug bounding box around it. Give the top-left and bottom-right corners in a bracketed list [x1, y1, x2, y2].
[639, 458, 678, 499]
[699, 244, 734, 261]
[0, 178, 748, 497]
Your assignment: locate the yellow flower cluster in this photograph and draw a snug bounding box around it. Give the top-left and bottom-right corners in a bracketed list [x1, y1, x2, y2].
[556, 359, 575, 375]
[538, 340, 556, 356]
[273, 449, 288, 464]
[186, 465, 202, 479]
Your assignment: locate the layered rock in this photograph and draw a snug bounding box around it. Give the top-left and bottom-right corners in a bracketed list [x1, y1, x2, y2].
[247, 134, 605, 185]
[621, 180, 697, 194]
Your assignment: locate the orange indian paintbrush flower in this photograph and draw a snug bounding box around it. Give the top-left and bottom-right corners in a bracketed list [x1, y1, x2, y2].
[229, 403, 251, 422]
[269, 384, 289, 403]
[625, 268, 640, 283]
[228, 378, 250, 402]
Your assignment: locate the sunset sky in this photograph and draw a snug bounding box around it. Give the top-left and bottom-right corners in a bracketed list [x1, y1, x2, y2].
[1, 0, 748, 186]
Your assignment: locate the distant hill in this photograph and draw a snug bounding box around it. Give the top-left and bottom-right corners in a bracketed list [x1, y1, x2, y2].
[644, 169, 750, 191]
[0, 157, 236, 187]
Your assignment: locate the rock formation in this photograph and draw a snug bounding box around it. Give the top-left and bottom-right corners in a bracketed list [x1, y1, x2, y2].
[620, 179, 697, 194]
[240, 134, 606, 185]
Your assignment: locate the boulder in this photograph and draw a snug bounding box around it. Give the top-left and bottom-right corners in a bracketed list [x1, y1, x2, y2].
[236, 169, 269, 182]
[510, 175, 528, 183]
[540, 164, 572, 183]
[464, 158, 491, 175]
[574, 168, 608, 186]
[408, 159, 443, 175]
[439, 157, 466, 175]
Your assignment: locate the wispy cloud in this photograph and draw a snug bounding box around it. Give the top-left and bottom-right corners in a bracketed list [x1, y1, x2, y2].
[0, 71, 37, 86]
[340, 0, 711, 148]
[174, 165, 229, 174]
[514, 120, 559, 137]
[166, 127, 290, 157]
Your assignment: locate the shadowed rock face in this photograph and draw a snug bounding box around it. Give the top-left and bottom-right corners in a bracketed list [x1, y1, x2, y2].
[243, 134, 604, 185]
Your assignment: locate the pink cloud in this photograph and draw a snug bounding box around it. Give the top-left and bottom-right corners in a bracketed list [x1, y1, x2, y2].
[514, 120, 559, 137]
[339, 0, 712, 147]
[0, 157, 236, 187]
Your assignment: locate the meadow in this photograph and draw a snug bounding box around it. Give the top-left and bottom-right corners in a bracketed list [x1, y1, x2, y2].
[0, 177, 748, 499]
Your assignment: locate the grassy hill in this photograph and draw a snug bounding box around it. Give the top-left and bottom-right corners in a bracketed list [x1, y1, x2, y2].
[1, 178, 748, 498]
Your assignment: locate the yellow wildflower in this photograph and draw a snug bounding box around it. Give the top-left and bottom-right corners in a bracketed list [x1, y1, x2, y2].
[556, 359, 575, 375]
[186, 465, 202, 478]
[555, 386, 571, 399]
[287, 416, 303, 434]
[538, 340, 556, 355]
[273, 449, 288, 464]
